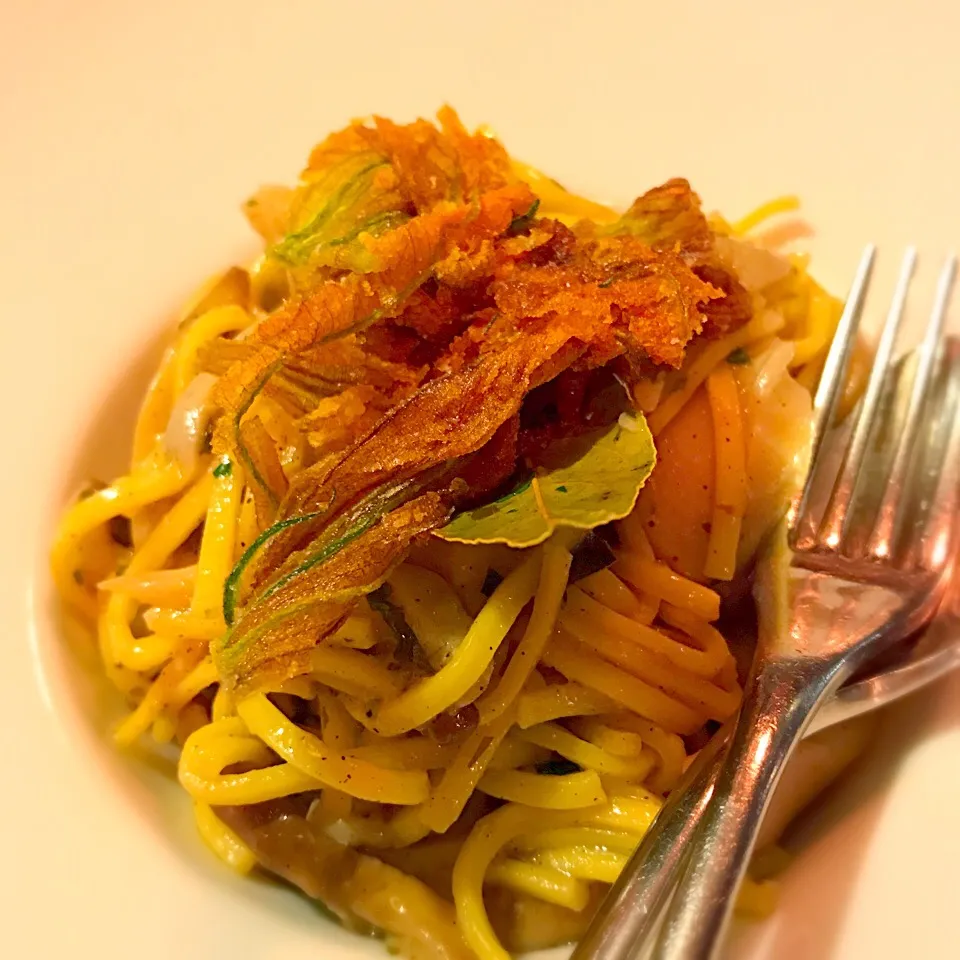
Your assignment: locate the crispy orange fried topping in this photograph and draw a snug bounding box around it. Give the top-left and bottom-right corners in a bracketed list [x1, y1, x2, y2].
[210, 108, 752, 693]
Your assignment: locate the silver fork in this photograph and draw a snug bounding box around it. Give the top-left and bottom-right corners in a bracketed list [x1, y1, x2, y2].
[573, 247, 960, 960]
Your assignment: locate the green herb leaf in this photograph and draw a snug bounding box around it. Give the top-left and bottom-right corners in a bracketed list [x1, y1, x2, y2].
[213, 458, 233, 478]
[536, 758, 582, 776]
[437, 413, 656, 548]
[480, 568, 505, 597]
[505, 198, 540, 236]
[726, 346, 751, 365]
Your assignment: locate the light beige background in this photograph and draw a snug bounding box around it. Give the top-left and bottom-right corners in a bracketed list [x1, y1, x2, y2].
[1, 1, 958, 958]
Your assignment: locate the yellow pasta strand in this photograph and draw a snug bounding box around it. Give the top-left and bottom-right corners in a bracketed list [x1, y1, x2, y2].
[515, 826, 640, 856]
[311, 788, 353, 827]
[113, 639, 207, 746]
[562, 613, 740, 721]
[608, 714, 688, 793]
[314, 689, 359, 750]
[179, 718, 321, 804]
[487, 735, 550, 771]
[486, 859, 590, 912]
[349, 736, 458, 771]
[132, 346, 179, 464]
[98, 565, 196, 608]
[659, 604, 734, 669]
[347, 854, 472, 960]
[328, 610, 380, 650]
[577, 568, 653, 622]
[704, 364, 747, 580]
[169, 655, 219, 713]
[373, 552, 541, 737]
[211, 685, 234, 721]
[453, 804, 589, 960]
[477, 537, 571, 723]
[51, 453, 188, 617]
[588, 791, 663, 835]
[543, 633, 703, 735]
[478, 768, 607, 808]
[516, 682, 615, 730]
[511, 160, 620, 225]
[733, 195, 800, 235]
[192, 800, 258, 874]
[613, 552, 721, 622]
[237, 695, 430, 805]
[191, 462, 243, 622]
[419, 708, 516, 833]
[517, 723, 644, 778]
[454, 795, 658, 960]
[574, 721, 645, 758]
[311, 645, 401, 699]
[536, 847, 627, 884]
[142, 608, 225, 641]
[100, 472, 215, 673]
[789, 284, 843, 367]
[563, 586, 726, 677]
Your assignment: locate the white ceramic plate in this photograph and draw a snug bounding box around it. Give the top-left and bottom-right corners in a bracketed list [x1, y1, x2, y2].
[3, 1, 959, 957]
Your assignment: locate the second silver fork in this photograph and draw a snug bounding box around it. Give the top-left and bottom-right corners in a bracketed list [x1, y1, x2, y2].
[574, 248, 960, 960]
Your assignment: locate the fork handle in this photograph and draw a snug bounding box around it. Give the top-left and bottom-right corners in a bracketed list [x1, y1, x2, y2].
[570, 722, 731, 960]
[650, 658, 845, 960]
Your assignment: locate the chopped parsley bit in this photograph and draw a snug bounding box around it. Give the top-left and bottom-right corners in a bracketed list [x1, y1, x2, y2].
[555, 484, 568, 493]
[536, 758, 582, 776]
[726, 346, 751, 365]
[505, 198, 541, 236]
[213, 459, 233, 478]
[480, 568, 505, 597]
[598, 276, 616, 288]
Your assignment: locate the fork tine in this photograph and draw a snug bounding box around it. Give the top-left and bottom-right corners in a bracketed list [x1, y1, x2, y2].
[808, 245, 878, 461]
[791, 244, 876, 536]
[815, 248, 917, 550]
[867, 255, 958, 560]
[913, 343, 960, 572]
